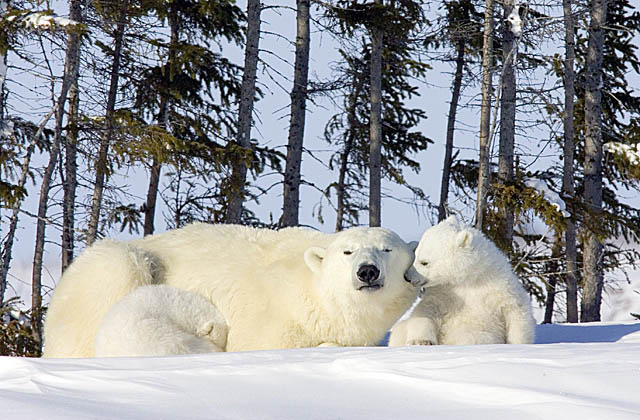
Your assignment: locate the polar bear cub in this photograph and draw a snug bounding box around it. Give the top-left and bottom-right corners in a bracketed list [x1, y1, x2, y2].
[389, 216, 535, 346]
[43, 224, 418, 357]
[95, 285, 228, 357]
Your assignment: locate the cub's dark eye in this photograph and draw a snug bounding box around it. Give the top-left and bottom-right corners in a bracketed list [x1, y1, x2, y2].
[420, 261, 429, 266]
[383, 248, 392, 252]
[343, 250, 353, 255]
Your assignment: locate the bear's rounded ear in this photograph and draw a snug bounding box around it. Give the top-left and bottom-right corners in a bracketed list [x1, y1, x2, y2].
[304, 246, 326, 274]
[455, 230, 473, 248]
[408, 241, 419, 252]
[445, 215, 459, 226]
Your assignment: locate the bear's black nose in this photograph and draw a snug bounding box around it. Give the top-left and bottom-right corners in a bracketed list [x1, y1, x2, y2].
[357, 264, 380, 284]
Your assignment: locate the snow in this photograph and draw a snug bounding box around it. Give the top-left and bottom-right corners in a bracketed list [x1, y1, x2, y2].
[507, 2, 522, 37]
[524, 178, 570, 218]
[1, 322, 639, 420]
[7, 12, 78, 30]
[604, 142, 640, 166]
[23, 12, 76, 29]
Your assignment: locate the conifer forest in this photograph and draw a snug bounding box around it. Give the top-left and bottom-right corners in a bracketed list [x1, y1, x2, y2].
[1, 0, 639, 355]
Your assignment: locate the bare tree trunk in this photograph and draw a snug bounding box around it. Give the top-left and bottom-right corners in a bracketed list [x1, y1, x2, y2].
[280, 0, 310, 227]
[336, 73, 365, 231]
[0, 0, 7, 135]
[32, 0, 85, 341]
[0, 0, 9, 303]
[61, 0, 84, 272]
[581, 0, 608, 322]
[61, 81, 79, 272]
[543, 233, 562, 324]
[496, 0, 517, 251]
[226, 0, 262, 224]
[335, 140, 352, 232]
[369, 0, 383, 228]
[86, 0, 129, 245]
[562, 0, 579, 323]
[438, 40, 465, 222]
[476, 0, 495, 230]
[143, 158, 162, 236]
[144, 10, 180, 235]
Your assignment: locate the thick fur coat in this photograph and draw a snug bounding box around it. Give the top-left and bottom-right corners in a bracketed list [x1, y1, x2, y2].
[95, 285, 228, 357]
[43, 224, 418, 357]
[389, 216, 536, 346]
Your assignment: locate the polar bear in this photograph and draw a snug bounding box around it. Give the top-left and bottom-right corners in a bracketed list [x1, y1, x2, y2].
[43, 224, 418, 357]
[389, 216, 535, 346]
[95, 285, 228, 357]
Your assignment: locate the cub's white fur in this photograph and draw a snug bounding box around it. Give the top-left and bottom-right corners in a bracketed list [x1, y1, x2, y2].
[389, 216, 535, 346]
[43, 224, 418, 357]
[95, 285, 228, 357]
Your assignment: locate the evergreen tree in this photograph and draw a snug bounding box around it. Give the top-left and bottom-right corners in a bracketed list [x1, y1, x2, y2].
[322, 0, 431, 229]
[280, 0, 311, 228]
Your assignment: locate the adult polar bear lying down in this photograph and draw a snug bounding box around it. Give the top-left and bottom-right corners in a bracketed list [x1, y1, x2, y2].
[389, 216, 535, 346]
[43, 224, 419, 357]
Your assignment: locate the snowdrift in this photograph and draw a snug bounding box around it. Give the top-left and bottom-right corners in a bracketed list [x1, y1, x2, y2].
[1, 322, 639, 420]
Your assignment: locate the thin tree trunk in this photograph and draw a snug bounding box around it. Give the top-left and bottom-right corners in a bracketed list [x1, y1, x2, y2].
[280, 0, 310, 227]
[144, 9, 180, 235]
[438, 40, 465, 222]
[226, 0, 262, 224]
[61, 0, 84, 272]
[496, 0, 517, 251]
[86, 0, 129, 245]
[369, 0, 383, 228]
[0, 0, 7, 134]
[543, 233, 562, 324]
[476, 0, 495, 230]
[0, 109, 54, 307]
[32, 1, 84, 340]
[336, 72, 366, 231]
[562, 0, 579, 323]
[335, 140, 352, 232]
[0, 0, 9, 303]
[61, 81, 79, 271]
[143, 158, 161, 236]
[581, 0, 608, 323]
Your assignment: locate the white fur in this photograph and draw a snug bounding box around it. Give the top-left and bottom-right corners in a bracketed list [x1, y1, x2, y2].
[389, 216, 536, 346]
[43, 224, 418, 357]
[95, 285, 228, 357]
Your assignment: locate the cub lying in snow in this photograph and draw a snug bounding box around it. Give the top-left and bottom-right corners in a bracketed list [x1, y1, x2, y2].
[43, 224, 419, 357]
[389, 216, 535, 346]
[95, 285, 228, 357]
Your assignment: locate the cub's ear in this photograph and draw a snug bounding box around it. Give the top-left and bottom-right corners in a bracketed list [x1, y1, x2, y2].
[455, 230, 473, 248]
[445, 215, 459, 226]
[304, 246, 326, 274]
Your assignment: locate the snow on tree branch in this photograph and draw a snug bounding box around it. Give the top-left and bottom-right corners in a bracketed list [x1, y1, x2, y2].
[524, 178, 570, 218]
[6, 11, 79, 31]
[604, 142, 640, 166]
[507, 1, 522, 37]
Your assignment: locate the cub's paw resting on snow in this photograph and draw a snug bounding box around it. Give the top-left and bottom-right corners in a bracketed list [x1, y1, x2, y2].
[389, 216, 536, 347]
[95, 285, 228, 357]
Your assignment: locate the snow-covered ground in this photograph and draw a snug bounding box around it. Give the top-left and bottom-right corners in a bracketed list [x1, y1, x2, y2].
[2, 321, 639, 420]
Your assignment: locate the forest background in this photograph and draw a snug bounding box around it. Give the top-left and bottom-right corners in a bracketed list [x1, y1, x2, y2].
[1, 0, 639, 356]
